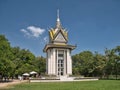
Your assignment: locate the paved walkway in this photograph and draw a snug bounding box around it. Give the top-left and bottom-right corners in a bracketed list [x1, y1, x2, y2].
[0, 80, 27, 89]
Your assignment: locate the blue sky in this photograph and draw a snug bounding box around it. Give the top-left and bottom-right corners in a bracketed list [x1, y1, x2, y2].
[0, 0, 120, 56]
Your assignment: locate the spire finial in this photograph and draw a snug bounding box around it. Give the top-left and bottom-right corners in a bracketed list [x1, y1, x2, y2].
[57, 9, 60, 21]
[56, 9, 62, 29]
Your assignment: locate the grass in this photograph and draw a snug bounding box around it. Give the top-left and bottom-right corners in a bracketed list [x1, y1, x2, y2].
[7, 80, 120, 90]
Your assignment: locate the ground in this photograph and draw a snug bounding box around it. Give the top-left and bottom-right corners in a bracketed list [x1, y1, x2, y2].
[1, 80, 119, 90]
[0, 80, 27, 89]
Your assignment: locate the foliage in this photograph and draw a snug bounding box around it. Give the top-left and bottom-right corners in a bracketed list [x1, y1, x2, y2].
[0, 35, 46, 81]
[0, 35, 15, 79]
[11, 47, 36, 76]
[34, 56, 46, 75]
[72, 48, 120, 78]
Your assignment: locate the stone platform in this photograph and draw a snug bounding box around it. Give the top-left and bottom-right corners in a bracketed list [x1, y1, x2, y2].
[29, 76, 99, 82]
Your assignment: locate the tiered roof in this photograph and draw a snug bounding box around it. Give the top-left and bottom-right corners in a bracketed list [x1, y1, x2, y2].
[43, 10, 76, 52]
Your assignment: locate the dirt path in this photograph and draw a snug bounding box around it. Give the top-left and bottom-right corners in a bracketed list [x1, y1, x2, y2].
[0, 80, 28, 89]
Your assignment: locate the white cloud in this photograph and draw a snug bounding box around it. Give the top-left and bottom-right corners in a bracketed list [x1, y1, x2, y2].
[43, 36, 49, 43]
[21, 29, 31, 37]
[27, 26, 45, 37]
[21, 26, 45, 38]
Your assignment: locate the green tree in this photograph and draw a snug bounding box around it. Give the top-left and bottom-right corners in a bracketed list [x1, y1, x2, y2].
[104, 48, 116, 79]
[72, 54, 81, 75]
[114, 46, 120, 79]
[0, 35, 15, 81]
[93, 52, 106, 77]
[72, 51, 106, 77]
[11, 47, 36, 77]
[72, 51, 95, 76]
[34, 56, 46, 75]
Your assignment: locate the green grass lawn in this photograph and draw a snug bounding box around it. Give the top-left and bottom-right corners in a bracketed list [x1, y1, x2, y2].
[7, 80, 120, 90]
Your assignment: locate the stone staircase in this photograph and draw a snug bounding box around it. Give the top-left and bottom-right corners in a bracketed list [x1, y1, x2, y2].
[60, 76, 74, 81]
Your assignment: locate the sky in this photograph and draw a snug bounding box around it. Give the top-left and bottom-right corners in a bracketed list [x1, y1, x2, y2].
[0, 0, 120, 56]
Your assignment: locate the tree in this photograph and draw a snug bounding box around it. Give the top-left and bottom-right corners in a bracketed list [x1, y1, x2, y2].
[114, 46, 120, 79]
[0, 34, 46, 80]
[72, 51, 106, 77]
[11, 47, 36, 77]
[93, 52, 106, 77]
[0, 35, 15, 81]
[72, 54, 81, 75]
[104, 48, 117, 79]
[34, 56, 46, 75]
[72, 51, 95, 76]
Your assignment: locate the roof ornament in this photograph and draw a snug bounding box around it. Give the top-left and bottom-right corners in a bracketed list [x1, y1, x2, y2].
[57, 9, 60, 22]
[56, 9, 62, 30]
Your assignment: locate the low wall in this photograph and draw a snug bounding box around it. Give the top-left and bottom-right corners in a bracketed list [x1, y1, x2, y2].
[30, 78, 60, 82]
[29, 77, 99, 82]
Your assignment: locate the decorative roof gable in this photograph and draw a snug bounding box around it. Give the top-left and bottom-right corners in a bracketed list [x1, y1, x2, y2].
[54, 30, 67, 43]
[48, 10, 68, 44]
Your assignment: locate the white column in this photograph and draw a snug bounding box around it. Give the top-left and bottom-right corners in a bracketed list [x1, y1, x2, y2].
[52, 49, 56, 75]
[47, 49, 51, 74]
[50, 49, 53, 74]
[55, 49, 57, 75]
[48, 49, 56, 75]
[56, 49, 58, 76]
[67, 49, 72, 75]
[46, 52, 48, 74]
[64, 50, 66, 76]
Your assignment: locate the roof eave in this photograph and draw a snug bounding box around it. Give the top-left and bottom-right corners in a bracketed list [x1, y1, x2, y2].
[43, 44, 76, 52]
